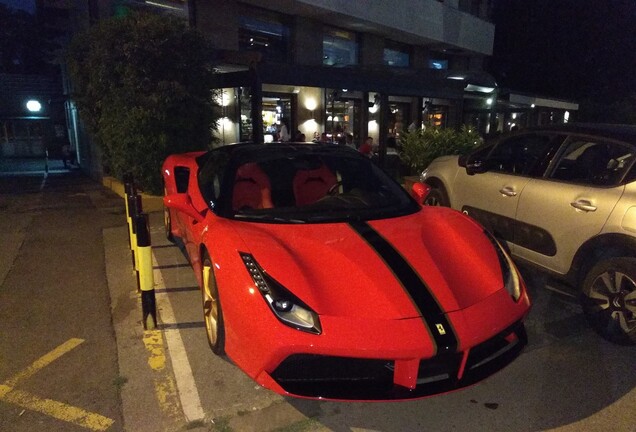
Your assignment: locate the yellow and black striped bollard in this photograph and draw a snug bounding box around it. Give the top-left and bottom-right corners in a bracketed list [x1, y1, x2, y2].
[135, 212, 157, 330]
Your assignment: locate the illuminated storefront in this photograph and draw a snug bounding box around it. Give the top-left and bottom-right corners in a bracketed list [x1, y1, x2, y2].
[210, 63, 466, 157]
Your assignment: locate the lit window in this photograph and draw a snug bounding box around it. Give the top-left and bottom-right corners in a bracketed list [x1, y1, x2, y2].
[384, 41, 410, 67]
[428, 59, 448, 70]
[323, 28, 358, 67]
[239, 15, 289, 63]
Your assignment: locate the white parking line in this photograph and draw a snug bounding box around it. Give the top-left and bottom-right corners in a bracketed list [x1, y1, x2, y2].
[152, 253, 205, 422]
[545, 283, 577, 298]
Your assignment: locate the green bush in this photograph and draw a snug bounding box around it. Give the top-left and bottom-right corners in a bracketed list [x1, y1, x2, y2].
[67, 12, 219, 194]
[399, 125, 482, 173]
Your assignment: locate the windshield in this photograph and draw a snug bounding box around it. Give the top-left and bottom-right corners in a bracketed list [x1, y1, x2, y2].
[219, 147, 419, 223]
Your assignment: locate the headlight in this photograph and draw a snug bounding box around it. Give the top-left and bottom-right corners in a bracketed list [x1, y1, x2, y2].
[419, 168, 429, 183]
[484, 232, 522, 301]
[240, 253, 322, 334]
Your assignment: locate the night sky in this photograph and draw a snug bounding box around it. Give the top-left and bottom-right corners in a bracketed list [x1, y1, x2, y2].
[490, 0, 636, 103]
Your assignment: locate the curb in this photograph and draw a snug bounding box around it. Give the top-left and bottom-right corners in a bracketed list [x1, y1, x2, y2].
[102, 176, 164, 213]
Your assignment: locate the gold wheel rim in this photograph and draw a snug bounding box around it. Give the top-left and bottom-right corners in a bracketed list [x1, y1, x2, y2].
[202, 264, 218, 345]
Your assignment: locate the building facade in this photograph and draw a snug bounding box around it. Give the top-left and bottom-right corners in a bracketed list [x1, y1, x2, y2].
[192, 0, 498, 151]
[26, 0, 577, 177]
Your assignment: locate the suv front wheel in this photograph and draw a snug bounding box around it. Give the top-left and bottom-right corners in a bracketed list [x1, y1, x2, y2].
[423, 187, 449, 207]
[581, 257, 636, 345]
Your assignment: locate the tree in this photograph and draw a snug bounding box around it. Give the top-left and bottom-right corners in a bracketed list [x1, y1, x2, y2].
[67, 12, 219, 193]
[400, 125, 482, 174]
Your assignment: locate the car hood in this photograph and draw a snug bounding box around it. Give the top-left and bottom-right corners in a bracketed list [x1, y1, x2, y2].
[231, 207, 504, 320]
[430, 155, 459, 165]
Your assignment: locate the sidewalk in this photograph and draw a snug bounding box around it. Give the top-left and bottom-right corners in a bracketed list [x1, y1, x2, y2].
[0, 157, 76, 175]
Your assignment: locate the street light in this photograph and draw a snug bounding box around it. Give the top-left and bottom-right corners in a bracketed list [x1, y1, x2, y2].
[26, 100, 42, 112]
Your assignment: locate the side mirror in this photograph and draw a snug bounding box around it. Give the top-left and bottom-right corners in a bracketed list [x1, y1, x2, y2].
[410, 182, 431, 205]
[465, 159, 487, 176]
[163, 194, 205, 223]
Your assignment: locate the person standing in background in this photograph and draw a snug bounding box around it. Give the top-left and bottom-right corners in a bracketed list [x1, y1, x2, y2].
[358, 136, 373, 156]
[279, 118, 291, 142]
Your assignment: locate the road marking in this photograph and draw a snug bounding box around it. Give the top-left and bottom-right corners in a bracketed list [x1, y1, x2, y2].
[545, 284, 577, 298]
[0, 338, 115, 431]
[152, 253, 205, 422]
[0, 387, 114, 431]
[142, 330, 181, 420]
[39, 173, 48, 191]
[3, 338, 84, 388]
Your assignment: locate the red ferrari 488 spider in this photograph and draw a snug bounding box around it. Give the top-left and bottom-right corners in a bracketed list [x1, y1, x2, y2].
[162, 142, 531, 401]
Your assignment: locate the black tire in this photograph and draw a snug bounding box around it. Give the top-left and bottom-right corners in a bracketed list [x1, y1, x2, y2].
[164, 206, 175, 243]
[202, 254, 225, 354]
[423, 187, 449, 207]
[580, 257, 636, 345]
[163, 185, 175, 243]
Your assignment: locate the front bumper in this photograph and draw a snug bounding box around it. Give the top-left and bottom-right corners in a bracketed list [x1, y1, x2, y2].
[259, 321, 526, 400]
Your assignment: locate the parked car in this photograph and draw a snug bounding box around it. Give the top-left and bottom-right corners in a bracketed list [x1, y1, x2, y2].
[420, 123, 636, 345]
[162, 142, 530, 401]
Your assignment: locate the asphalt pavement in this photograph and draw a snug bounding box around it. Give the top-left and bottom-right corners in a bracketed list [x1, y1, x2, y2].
[0, 171, 125, 431]
[1, 169, 635, 432]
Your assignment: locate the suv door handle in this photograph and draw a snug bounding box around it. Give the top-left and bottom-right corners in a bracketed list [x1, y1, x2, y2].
[499, 186, 517, 197]
[570, 200, 597, 212]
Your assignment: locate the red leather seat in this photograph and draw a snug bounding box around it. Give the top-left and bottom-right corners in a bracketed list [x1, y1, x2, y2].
[232, 163, 273, 210]
[293, 164, 337, 206]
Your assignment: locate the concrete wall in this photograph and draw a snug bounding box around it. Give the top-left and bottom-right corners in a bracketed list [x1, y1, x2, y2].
[291, 17, 323, 66]
[195, 0, 239, 51]
[359, 33, 384, 67]
[293, 0, 494, 55]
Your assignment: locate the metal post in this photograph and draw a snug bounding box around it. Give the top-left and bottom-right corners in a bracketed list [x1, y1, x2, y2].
[135, 212, 156, 330]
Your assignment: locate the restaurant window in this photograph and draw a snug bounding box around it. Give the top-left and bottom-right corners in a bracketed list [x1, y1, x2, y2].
[427, 109, 447, 128]
[262, 93, 294, 142]
[383, 41, 411, 67]
[389, 102, 410, 139]
[325, 90, 361, 144]
[323, 28, 358, 67]
[239, 14, 290, 63]
[238, 87, 252, 142]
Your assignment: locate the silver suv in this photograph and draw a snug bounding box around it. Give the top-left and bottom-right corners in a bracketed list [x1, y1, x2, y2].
[420, 123, 636, 345]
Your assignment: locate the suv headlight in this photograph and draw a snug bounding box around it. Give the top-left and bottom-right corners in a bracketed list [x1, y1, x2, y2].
[240, 252, 321, 334]
[420, 168, 429, 183]
[484, 232, 522, 301]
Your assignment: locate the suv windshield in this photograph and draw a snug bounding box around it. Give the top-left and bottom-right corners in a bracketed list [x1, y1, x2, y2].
[208, 146, 419, 223]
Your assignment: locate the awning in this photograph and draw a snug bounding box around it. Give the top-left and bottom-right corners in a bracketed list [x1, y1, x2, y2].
[210, 62, 465, 99]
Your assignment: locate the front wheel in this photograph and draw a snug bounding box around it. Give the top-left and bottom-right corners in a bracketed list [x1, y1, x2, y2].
[164, 206, 175, 243]
[202, 254, 225, 354]
[163, 186, 175, 243]
[580, 257, 636, 345]
[423, 187, 449, 207]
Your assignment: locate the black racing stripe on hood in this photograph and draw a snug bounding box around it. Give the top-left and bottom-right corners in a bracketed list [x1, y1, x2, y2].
[349, 221, 457, 354]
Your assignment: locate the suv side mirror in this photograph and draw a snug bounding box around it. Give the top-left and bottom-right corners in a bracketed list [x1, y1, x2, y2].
[465, 159, 488, 176]
[458, 154, 468, 168]
[164, 193, 205, 223]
